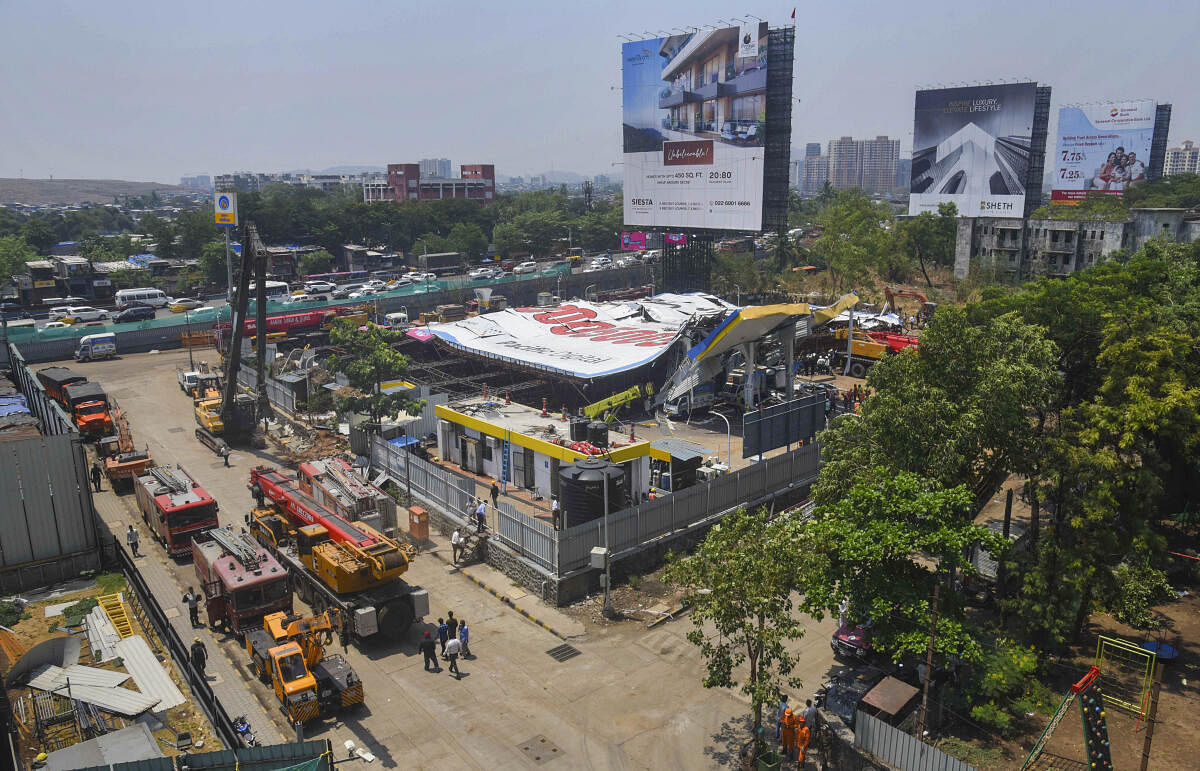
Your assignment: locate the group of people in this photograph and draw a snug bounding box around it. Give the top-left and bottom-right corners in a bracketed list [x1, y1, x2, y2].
[1091, 146, 1146, 191]
[419, 611, 471, 679]
[775, 695, 815, 764]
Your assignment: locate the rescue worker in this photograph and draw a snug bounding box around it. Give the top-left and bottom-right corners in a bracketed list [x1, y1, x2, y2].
[796, 714, 812, 764]
[780, 707, 799, 761]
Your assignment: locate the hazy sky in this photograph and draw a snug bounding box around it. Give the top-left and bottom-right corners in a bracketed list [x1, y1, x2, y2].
[1, 1, 1196, 182]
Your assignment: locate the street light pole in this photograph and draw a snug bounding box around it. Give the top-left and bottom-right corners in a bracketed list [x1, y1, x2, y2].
[184, 310, 195, 370]
[711, 410, 731, 467]
[602, 477, 614, 618]
[224, 229, 233, 303]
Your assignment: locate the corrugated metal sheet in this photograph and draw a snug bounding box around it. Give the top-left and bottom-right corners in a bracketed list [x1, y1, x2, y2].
[854, 710, 976, 771]
[85, 606, 121, 662]
[27, 664, 130, 690]
[0, 432, 96, 568]
[27, 669, 160, 716]
[115, 635, 186, 710]
[45, 722, 163, 770]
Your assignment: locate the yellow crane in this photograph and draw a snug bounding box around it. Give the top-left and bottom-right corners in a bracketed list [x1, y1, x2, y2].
[582, 382, 654, 423]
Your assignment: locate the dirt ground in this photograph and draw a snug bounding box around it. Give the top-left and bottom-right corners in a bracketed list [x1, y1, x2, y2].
[5, 573, 221, 763]
[560, 564, 687, 631]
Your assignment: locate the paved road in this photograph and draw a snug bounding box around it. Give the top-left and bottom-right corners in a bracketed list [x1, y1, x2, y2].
[69, 348, 837, 768]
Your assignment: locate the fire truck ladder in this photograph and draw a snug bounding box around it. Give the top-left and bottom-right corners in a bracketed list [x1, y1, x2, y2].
[149, 466, 192, 494]
[207, 527, 262, 572]
[326, 461, 372, 505]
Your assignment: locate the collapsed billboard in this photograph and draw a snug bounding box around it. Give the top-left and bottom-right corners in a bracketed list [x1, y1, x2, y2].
[622, 23, 768, 231]
[909, 83, 1038, 218]
[425, 294, 732, 379]
[1051, 101, 1156, 202]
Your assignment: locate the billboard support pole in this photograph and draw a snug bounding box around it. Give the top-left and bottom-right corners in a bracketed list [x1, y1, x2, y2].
[224, 229, 233, 304]
[843, 305, 854, 376]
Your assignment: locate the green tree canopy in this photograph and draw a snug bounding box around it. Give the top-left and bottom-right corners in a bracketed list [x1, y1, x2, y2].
[812, 191, 895, 289]
[298, 248, 335, 276]
[897, 202, 957, 287]
[0, 235, 36, 282]
[325, 320, 417, 421]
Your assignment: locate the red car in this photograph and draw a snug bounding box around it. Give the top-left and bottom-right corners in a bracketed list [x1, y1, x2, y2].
[831, 617, 875, 660]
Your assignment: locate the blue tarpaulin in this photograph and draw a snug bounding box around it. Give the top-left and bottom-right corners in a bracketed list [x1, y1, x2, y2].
[388, 436, 419, 448]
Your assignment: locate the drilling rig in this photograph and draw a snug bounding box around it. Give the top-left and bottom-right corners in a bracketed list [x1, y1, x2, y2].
[196, 221, 271, 451]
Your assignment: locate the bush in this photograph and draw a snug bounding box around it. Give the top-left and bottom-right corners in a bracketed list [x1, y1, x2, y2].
[0, 600, 28, 627]
[1108, 561, 1174, 628]
[969, 701, 1011, 731]
[959, 638, 1054, 730]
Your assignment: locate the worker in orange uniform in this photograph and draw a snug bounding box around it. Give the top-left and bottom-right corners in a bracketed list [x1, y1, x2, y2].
[780, 707, 799, 761]
[795, 714, 812, 765]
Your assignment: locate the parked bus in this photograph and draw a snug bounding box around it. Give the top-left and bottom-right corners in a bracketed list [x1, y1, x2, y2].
[246, 281, 291, 301]
[303, 271, 368, 284]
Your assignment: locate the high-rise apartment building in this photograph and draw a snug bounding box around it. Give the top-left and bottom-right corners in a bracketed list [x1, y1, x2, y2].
[805, 142, 822, 157]
[825, 136, 900, 192]
[1163, 140, 1199, 176]
[419, 158, 453, 179]
[801, 155, 829, 195]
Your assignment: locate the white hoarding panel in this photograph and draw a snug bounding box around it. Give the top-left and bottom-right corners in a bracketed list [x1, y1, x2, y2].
[1051, 101, 1155, 202]
[909, 83, 1038, 218]
[622, 24, 767, 231]
[426, 294, 732, 379]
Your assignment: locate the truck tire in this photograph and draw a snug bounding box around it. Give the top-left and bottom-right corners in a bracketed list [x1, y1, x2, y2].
[377, 598, 414, 639]
[849, 361, 867, 378]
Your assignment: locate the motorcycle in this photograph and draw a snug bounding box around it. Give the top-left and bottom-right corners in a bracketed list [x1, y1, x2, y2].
[232, 715, 256, 747]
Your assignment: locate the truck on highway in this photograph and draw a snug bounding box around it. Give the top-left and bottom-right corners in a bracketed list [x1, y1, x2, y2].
[133, 465, 219, 557]
[416, 251, 463, 276]
[248, 466, 428, 645]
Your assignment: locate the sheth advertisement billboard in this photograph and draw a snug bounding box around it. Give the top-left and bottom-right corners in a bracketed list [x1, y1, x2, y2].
[1051, 101, 1155, 202]
[622, 23, 767, 231]
[909, 83, 1038, 218]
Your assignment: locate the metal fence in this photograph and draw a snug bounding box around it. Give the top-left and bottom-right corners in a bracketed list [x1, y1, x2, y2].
[370, 435, 476, 518]
[854, 711, 976, 771]
[556, 443, 821, 573]
[496, 500, 556, 571]
[6, 343, 76, 435]
[236, 367, 297, 414]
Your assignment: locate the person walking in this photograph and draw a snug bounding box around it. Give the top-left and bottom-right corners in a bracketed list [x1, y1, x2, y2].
[802, 697, 817, 726]
[446, 611, 458, 642]
[444, 636, 462, 679]
[775, 694, 789, 740]
[190, 637, 208, 677]
[126, 525, 140, 557]
[796, 714, 812, 764]
[221, 446, 230, 467]
[474, 498, 487, 534]
[458, 619, 470, 658]
[490, 481, 499, 510]
[436, 618, 449, 656]
[780, 707, 799, 761]
[450, 528, 463, 564]
[418, 630, 440, 672]
[551, 496, 561, 531]
[183, 587, 201, 627]
[90, 463, 103, 492]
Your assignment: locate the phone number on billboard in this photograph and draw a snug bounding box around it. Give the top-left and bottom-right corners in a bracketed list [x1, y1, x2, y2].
[710, 200, 752, 206]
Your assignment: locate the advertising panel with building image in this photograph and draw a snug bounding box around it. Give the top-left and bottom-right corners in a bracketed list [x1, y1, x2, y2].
[909, 83, 1039, 218]
[622, 23, 768, 231]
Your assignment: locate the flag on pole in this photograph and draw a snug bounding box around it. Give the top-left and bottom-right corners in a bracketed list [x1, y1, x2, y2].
[791, 8, 796, 19]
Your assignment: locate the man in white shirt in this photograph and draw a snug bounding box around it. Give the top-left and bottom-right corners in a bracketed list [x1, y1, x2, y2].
[451, 528, 464, 564]
[551, 496, 561, 530]
[444, 636, 462, 679]
[1126, 153, 1146, 183]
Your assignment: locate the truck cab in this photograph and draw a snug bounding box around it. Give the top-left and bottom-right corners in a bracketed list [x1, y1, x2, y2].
[61, 381, 113, 436]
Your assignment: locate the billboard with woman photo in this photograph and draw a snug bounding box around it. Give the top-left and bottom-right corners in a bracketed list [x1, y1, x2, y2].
[1051, 101, 1156, 202]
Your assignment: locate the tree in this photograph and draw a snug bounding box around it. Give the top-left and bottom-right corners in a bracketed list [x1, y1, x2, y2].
[325, 320, 417, 422]
[298, 248, 335, 276]
[447, 223, 488, 259]
[492, 221, 525, 257]
[664, 507, 817, 751]
[803, 473, 1008, 663]
[175, 210, 220, 260]
[198, 242, 228, 285]
[812, 191, 893, 290]
[0, 235, 35, 282]
[140, 214, 175, 260]
[19, 217, 56, 253]
[1030, 193, 1129, 222]
[898, 202, 957, 287]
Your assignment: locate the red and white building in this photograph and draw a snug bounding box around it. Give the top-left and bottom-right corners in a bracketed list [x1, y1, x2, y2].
[363, 163, 495, 204]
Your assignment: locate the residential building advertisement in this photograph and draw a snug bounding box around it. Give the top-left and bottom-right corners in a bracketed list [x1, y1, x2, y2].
[909, 83, 1038, 218]
[621, 23, 768, 231]
[1051, 100, 1155, 202]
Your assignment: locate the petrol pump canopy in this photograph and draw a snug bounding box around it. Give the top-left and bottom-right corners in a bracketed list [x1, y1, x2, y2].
[425, 293, 734, 379]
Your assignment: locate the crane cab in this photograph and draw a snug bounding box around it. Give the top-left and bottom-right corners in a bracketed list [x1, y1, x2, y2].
[269, 642, 320, 723]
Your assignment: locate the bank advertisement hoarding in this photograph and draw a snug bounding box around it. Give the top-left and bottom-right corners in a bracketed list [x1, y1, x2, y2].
[622, 23, 767, 231]
[1051, 101, 1155, 202]
[621, 231, 647, 250]
[909, 83, 1038, 218]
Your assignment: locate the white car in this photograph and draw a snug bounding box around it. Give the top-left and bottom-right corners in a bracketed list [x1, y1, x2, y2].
[513, 261, 538, 275]
[348, 287, 377, 298]
[468, 267, 495, 280]
[304, 280, 336, 293]
[364, 279, 386, 291]
[53, 306, 109, 323]
[43, 321, 70, 329]
[287, 294, 315, 303]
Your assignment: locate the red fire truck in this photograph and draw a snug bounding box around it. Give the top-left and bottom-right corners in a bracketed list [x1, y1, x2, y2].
[133, 465, 219, 557]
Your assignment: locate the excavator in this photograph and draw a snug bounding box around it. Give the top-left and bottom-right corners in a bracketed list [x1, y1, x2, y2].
[244, 610, 363, 723]
[196, 221, 271, 452]
[881, 286, 938, 323]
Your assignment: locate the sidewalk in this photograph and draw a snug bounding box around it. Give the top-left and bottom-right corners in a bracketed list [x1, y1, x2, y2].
[90, 487, 284, 745]
[417, 526, 585, 640]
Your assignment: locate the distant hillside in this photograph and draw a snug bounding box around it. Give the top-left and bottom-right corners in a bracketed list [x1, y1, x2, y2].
[0, 178, 191, 205]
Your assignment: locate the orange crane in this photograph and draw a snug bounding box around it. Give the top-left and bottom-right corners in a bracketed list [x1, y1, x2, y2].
[98, 398, 153, 492]
[881, 287, 938, 322]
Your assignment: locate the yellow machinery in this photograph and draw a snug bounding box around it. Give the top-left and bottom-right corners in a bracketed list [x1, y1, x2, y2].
[831, 328, 888, 378]
[194, 397, 225, 434]
[245, 610, 363, 723]
[582, 382, 653, 423]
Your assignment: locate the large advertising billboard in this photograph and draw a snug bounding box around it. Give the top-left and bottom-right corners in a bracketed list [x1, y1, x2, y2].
[1051, 101, 1155, 202]
[622, 23, 767, 231]
[909, 83, 1038, 218]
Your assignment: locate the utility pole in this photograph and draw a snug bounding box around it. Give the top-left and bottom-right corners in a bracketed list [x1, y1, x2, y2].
[602, 477, 614, 618]
[843, 304, 855, 376]
[918, 582, 940, 735]
[224, 228, 234, 304]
